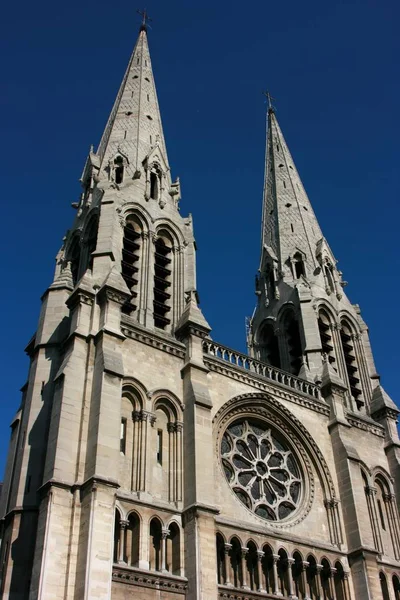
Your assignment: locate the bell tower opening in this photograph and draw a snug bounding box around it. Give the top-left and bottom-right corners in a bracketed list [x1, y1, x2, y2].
[340, 320, 363, 408]
[114, 156, 124, 184]
[258, 322, 280, 368]
[153, 234, 172, 329]
[318, 309, 336, 365]
[121, 216, 142, 315]
[282, 311, 302, 375]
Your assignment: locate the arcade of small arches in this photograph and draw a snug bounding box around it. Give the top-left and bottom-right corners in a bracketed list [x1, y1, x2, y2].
[120, 211, 185, 331]
[113, 509, 182, 577]
[380, 571, 400, 600]
[216, 533, 350, 600]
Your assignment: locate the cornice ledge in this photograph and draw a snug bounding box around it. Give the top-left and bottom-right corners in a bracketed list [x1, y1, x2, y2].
[346, 411, 385, 438]
[112, 565, 188, 593]
[121, 320, 185, 359]
[204, 357, 330, 416]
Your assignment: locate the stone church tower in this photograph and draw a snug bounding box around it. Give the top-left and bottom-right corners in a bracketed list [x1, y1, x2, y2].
[1, 22, 400, 600]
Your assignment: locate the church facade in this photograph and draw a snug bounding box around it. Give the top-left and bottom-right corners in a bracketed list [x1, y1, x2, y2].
[0, 23, 399, 600]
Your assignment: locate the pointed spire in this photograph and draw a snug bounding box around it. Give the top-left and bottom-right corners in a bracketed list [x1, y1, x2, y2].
[96, 22, 170, 182]
[260, 107, 324, 274]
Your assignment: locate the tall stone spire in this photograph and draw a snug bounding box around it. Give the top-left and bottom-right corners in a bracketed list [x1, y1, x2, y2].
[260, 107, 323, 275]
[249, 103, 382, 417]
[96, 23, 170, 183]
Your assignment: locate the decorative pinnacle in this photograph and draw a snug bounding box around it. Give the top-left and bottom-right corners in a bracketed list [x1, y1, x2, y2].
[137, 8, 152, 31]
[263, 90, 276, 113]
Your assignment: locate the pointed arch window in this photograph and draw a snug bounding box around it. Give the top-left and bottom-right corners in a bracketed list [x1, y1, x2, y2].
[293, 252, 305, 279]
[150, 170, 159, 200]
[114, 156, 124, 184]
[340, 320, 362, 408]
[121, 216, 142, 315]
[153, 234, 172, 329]
[325, 262, 335, 294]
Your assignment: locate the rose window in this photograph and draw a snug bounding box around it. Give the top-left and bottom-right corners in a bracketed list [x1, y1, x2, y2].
[221, 419, 302, 521]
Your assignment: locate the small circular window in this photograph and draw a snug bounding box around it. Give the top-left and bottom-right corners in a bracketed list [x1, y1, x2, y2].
[221, 419, 303, 522]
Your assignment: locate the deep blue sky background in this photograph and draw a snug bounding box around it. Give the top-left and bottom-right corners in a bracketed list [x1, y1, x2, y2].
[0, 0, 399, 475]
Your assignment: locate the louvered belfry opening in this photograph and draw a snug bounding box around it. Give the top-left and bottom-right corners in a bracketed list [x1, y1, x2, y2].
[318, 310, 336, 366]
[340, 321, 362, 408]
[283, 312, 302, 375]
[121, 218, 141, 315]
[153, 236, 172, 329]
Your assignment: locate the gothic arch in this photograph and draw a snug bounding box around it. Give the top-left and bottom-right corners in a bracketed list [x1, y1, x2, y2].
[154, 218, 185, 247]
[151, 394, 182, 422]
[255, 318, 280, 368]
[122, 378, 147, 411]
[213, 392, 340, 537]
[278, 305, 303, 375]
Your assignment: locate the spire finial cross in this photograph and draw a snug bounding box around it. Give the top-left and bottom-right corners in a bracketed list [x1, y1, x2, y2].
[263, 90, 276, 112]
[137, 8, 152, 29]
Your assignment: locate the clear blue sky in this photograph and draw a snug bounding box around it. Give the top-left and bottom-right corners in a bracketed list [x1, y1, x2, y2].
[0, 0, 399, 475]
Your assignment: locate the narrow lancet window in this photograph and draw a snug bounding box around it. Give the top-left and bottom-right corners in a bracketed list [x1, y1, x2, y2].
[282, 311, 302, 374]
[150, 171, 159, 200]
[114, 156, 124, 184]
[153, 236, 172, 329]
[293, 252, 305, 279]
[121, 218, 141, 315]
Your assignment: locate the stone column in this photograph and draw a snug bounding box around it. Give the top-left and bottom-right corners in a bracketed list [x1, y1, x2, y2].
[329, 568, 337, 600]
[301, 561, 310, 600]
[167, 422, 175, 502]
[161, 527, 169, 573]
[316, 565, 323, 600]
[272, 554, 283, 596]
[240, 547, 249, 589]
[118, 520, 129, 564]
[224, 544, 232, 586]
[256, 550, 265, 592]
[287, 558, 297, 599]
[343, 571, 351, 600]
[365, 485, 383, 552]
[176, 422, 183, 501]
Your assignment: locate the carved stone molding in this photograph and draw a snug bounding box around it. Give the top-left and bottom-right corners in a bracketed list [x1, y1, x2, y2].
[112, 566, 187, 594]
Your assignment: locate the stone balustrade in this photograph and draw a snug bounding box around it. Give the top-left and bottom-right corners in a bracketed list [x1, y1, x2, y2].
[202, 340, 321, 400]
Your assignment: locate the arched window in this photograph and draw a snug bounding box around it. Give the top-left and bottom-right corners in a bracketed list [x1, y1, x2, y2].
[216, 534, 226, 585]
[228, 537, 242, 588]
[69, 235, 81, 285]
[306, 555, 319, 600]
[375, 476, 397, 558]
[318, 309, 336, 366]
[340, 320, 362, 409]
[153, 235, 172, 329]
[282, 311, 302, 375]
[258, 323, 280, 368]
[277, 549, 290, 597]
[121, 216, 142, 315]
[150, 170, 159, 200]
[166, 522, 181, 575]
[126, 512, 140, 567]
[149, 518, 162, 571]
[380, 572, 390, 600]
[246, 542, 259, 591]
[293, 252, 305, 279]
[292, 551, 305, 599]
[114, 156, 124, 184]
[393, 574, 400, 600]
[320, 559, 333, 600]
[334, 561, 346, 600]
[261, 545, 274, 594]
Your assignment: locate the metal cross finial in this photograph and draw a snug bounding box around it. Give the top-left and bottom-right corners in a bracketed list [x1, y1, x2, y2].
[263, 90, 276, 112]
[137, 8, 152, 29]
